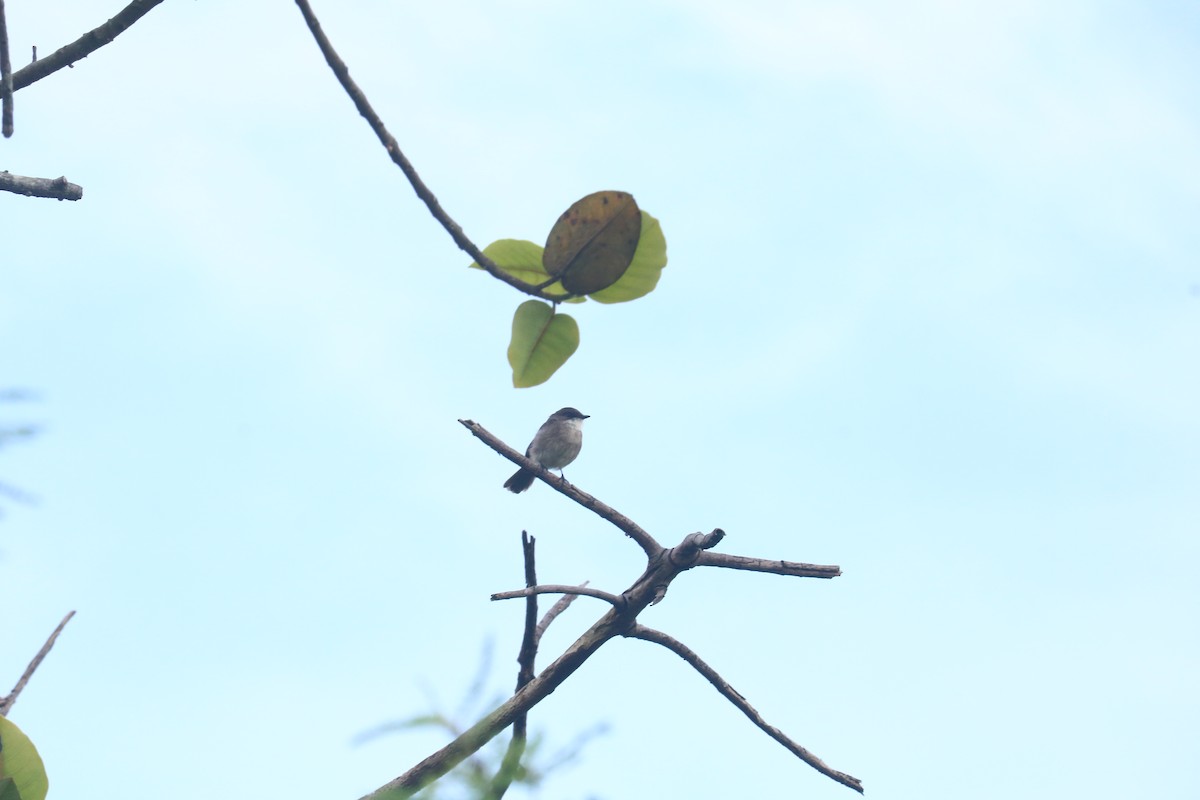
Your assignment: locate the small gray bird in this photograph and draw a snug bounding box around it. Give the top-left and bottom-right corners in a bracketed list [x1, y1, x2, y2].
[504, 407, 589, 493]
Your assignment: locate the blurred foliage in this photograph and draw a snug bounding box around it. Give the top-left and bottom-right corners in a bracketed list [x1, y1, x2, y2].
[0, 390, 39, 516]
[354, 641, 607, 800]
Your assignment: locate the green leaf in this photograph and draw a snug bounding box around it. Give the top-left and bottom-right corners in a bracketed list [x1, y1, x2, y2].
[543, 191, 641, 295]
[469, 240, 583, 302]
[0, 717, 49, 800]
[508, 301, 579, 388]
[469, 239, 547, 282]
[589, 211, 668, 304]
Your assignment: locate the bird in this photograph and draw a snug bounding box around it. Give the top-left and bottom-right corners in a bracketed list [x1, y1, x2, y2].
[503, 407, 590, 493]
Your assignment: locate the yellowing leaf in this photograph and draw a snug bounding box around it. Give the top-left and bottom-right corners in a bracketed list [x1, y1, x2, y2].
[589, 211, 668, 304]
[507, 301, 580, 388]
[543, 191, 641, 295]
[469, 239, 582, 302]
[469, 239, 547, 283]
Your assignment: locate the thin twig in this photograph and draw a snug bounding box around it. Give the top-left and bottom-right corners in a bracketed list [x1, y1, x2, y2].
[11, 0, 165, 92]
[0, 0, 14, 137]
[695, 550, 842, 579]
[458, 418, 663, 558]
[627, 624, 863, 793]
[291, 0, 564, 302]
[0, 171, 83, 200]
[534, 584, 587, 648]
[492, 584, 623, 607]
[1, 611, 76, 716]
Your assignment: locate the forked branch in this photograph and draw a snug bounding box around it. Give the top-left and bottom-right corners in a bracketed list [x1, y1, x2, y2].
[361, 530, 727, 799]
[360, 420, 859, 798]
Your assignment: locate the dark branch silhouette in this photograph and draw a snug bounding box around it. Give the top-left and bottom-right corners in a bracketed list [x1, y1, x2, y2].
[358, 422, 859, 798]
[486, 532, 539, 800]
[1, 0, 13, 137]
[11, 0, 166, 92]
[292, 0, 570, 303]
[1, 611, 76, 716]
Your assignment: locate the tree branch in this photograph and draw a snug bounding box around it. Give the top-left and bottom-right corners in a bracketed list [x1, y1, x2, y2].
[360, 530, 726, 799]
[1, 611, 76, 716]
[534, 584, 586, 648]
[695, 550, 842, 579]
[1, 0, 13, 137]
[458, 418, 663, 558]
[0, 170, 83, 200]
[492, 584, 623, 608]
[514, 532, 539, 697]
[486, 533, 539, 800]
[11, 0, 166, 92]
[627, 624, 863, 794]
[389, 418, 857, 796]
[291, 0, 565, 302]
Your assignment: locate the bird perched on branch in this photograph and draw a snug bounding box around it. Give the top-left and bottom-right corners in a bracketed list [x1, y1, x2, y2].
[503, 407, 589, 493]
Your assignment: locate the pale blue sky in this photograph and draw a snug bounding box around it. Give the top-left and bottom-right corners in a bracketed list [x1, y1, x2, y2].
[4, 2, 1199, 799]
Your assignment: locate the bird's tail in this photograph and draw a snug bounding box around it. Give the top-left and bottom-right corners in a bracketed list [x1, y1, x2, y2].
[503, 468, 536, 493]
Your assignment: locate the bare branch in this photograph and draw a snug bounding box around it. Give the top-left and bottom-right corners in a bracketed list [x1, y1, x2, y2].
[458, 418, 663, 558]
[0, 171, 83, 200]
[695, 550, 842, 579]
[514, 532, 539, 694]
[1, 0, 13, 137]
[11, 0, 166, 92]
[492, 584, 623, 607]
[627, 624, 863, 794]
[1, 611, 76, 716]
[533, 585, 586, 647]
[378, 421, 854, 796]
[361, 531, 726, 799]
[291, 0, 567, 302]
[486, 533, 539, 800]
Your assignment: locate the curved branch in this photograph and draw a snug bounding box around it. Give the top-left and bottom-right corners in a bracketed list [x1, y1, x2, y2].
[458, 418, 663, 558]
[292, 0, 564, 302]
[533, 584, 587, 647]
[492, 584, 623, 608]
[627, 624, 863, 794]
[11, 0, 165, 92]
